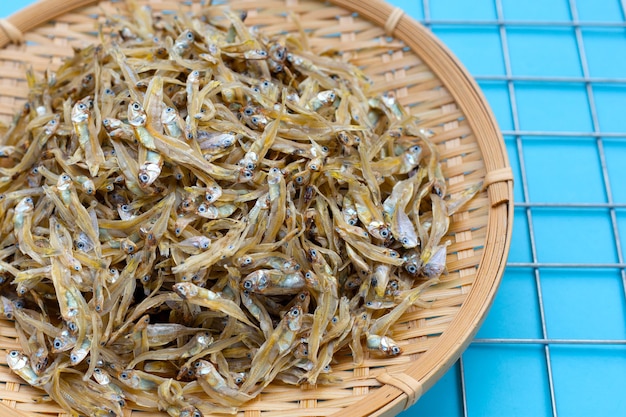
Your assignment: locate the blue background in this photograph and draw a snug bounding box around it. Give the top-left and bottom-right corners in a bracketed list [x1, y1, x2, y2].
[2, 1, 625, 416]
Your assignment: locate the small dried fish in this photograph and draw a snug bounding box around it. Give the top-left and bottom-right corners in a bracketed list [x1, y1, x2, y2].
[0, 2, 483, 416]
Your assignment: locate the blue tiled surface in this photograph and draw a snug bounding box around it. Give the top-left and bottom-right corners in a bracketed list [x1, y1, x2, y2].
[3, 1, 626, 417]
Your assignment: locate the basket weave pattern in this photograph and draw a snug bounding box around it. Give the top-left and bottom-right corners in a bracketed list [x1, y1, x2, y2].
[0, 1, 513, 416]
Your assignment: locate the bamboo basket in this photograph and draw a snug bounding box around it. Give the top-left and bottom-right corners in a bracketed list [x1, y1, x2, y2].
[0, 0, 513, 416]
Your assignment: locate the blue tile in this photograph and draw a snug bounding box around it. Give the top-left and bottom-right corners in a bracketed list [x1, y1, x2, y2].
[509, 208, 533, 263]
[463, 345, 552, 417]
[0, 2, 32, 16]
[387, 0, 424, 21]
[479, 81, 513, 131]
[616, 209, 626, 260]
[476, 268, 543, 339]
[603, 138, 626, 203]
[501, 0, 571, 21]
[541, 268, 626, 339]
[507, 27, 582, 77]
[552, 345, 626, 417]
[515, 83, 592, 132]
[522, 138, 605, 203]
[432, 26, 505, 75]
[575, 0, 624, 22]
[533, 208, 618, 263]
[593, 85, 626, 133]
[583, 28, 626, 78]
[403, 362, 462, 417]
[429, 0, 496, 20]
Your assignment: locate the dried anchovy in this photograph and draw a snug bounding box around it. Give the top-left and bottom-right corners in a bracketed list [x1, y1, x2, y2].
[1, 2, 482, 416]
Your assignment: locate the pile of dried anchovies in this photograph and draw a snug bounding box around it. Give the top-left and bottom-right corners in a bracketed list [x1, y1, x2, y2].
[1, 2, 481, 416]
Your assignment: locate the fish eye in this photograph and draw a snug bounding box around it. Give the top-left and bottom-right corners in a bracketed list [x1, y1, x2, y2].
[78, 103, 87, 111]
[166, 107, 175, 113]
[348, 219, 357, 226]
[70, 353, 78, 363]
[309, 163, 318, 171]
[104, 88, 114, 96]
[380, 229, 389, 238]
[76, 242, 85, 250]
[205, 194, 214, 202]
[246, 162, 255, 170]
[321, 146, 329, 153]
[194, 361, 202, 368]
[61, 174, 70, 181]
[197, 205, 207, 213]
[120, 371, 128, 379]
[332, 316, 338, 323]
[109, 268, 117, 274]
[262, 80, 270, 88]
[295, 176, 304, 184]
[389, 250, 399, 258]
[401, 237, 409, 245]
[252, 87, 260, 93]
[139, 173, 150, 183]
[309, 249, 317, 257]
[132, 102, 141, 110]
[201, 241, 209, 249]
[406, 265, 417, 274]
[251, 116, 259, 124]
[243, 280, 253, 289]
[273, 64, 283, 72]
[257, 50, 267, 57]
[391, 346, 401, 355]
[235, 377, 243, 384]
[68, 322, 77, 332]
[366, 301, 374, 307]
[9, 350, 18, 357]
[290, 308, 299, 316]
[24, 197, 33, 204]
[410, 145, 420, 152]
[305, 272, 312, 279]
[299, 293, 306, 300]
[176, 173, 183, 180]
[243, 171, 253, 179]
[48, 119, 57, 125]
[244, 107, 254, 116]
[186, 31, 194, 40]
[14, 300, 24, 309]
[141, 275, 150, 283]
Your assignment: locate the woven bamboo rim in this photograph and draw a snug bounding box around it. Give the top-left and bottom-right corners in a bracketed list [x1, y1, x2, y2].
[0, 1, 513, 416]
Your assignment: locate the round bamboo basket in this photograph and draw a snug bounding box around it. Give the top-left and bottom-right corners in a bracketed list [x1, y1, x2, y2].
[0, 0, 513, 416]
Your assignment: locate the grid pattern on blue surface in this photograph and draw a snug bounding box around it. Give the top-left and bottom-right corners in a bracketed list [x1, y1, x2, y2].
[387, 0, 626, 416]
[1, 1, 625, 416]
